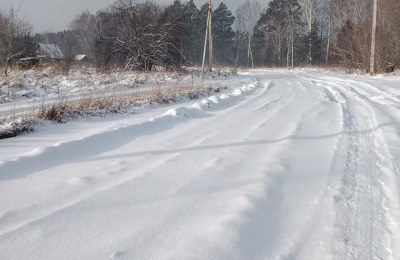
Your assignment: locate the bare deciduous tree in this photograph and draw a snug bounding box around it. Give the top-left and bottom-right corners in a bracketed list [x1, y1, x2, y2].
[235, 0, 261, 67]
[70, 11, 99, 61]
[0, 5, 32, 75]
[109, 0, 182, 71]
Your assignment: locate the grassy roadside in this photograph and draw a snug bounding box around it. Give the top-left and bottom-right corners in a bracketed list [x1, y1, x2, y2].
[0, 84, 220, 140]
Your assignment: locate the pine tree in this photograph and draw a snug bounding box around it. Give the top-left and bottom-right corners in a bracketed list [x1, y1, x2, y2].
[160, 0, 185, 67]
[182, 0, 198, 63]
[190, 3, 208, 64]
[212, 2, 235, 65]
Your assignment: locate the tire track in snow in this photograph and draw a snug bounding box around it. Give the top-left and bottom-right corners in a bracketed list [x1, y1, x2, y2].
[2, 71, 399, 259]
[245, 76, 345, 260]
[0, 78, 311, 259]
[155, 79, 321, 260]
[310, 76, 397, 260]
[0, 80, 273, 240]
[0, 82, 264, 234]
[122, 76, 342, 260]
[0, 79, 293, 260]
[341, 80, 400, 260]
[96, 80, 302, 259]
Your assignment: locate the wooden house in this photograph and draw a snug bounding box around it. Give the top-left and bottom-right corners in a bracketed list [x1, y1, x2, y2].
[37, 43, 64, 62]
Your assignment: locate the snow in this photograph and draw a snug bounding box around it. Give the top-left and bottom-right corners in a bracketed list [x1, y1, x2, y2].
[0, 69, 400, 259]
[0, 69, 233, 118]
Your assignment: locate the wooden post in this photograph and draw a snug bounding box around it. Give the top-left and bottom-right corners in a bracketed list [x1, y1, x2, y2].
[201, 11, 209, 74]
[370, 0, 378, 75]
[207, 0, 213, 72]
[201, 0, 213, 73]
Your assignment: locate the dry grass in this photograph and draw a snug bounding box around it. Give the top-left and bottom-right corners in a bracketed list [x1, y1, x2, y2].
[36, 85, 213, 122]
[0, 83, 218, 139]
[0, 118, 35, 139]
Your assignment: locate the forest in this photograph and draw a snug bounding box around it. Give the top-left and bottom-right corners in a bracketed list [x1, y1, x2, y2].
[0, 0, 399, 73]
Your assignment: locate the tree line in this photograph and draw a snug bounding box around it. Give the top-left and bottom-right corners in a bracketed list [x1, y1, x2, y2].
[1, 0, 399, 73]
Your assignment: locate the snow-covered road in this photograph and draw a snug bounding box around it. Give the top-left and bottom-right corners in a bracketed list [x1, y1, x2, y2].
[0, 70, 399, 260]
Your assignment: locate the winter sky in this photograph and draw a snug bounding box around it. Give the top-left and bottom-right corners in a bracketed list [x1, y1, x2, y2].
[0, 0, 245, 33]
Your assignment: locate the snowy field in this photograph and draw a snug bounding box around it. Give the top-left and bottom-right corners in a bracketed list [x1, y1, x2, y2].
[0, 69, 399, 259]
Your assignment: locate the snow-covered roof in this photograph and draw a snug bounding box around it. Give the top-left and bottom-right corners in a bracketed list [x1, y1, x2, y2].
[19, 57, 39, 61]
[74, 54, 87, 61]
[38, 44, 64, 59]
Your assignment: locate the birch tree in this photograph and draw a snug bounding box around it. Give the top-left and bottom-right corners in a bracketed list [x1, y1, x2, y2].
[70, 12, 99, 61]
[110, 0, 182, 70]
[287, 0, 301, 67]
[235, 0, 261, 67]
[303, 0, 315, 64]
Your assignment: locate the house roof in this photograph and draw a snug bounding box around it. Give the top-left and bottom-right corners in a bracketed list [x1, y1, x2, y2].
[74, 54, 87, 61]
[38, 44, 64, 59]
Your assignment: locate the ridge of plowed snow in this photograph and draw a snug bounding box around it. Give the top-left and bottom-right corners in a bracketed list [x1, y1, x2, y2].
[0, 81, 263, 181]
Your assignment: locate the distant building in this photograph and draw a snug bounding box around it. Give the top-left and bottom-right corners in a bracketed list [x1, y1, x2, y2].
[17, 43, 64, 69]
[74, 54, 88, 62]
[37, 43, 64, 61]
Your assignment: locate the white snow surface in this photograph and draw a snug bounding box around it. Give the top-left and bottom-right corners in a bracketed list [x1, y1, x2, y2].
[0, 69, 400, 260]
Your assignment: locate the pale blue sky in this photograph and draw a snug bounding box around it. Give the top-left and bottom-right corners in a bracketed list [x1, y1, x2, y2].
[0, 0, 246, 33]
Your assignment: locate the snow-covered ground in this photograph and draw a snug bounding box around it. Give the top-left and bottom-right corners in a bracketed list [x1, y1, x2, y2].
[0, 69, 399, 259]
[0, 68, 231, 118]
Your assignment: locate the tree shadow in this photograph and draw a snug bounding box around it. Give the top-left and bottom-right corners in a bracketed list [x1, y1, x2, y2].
[1, 115, 397, 182]
[93, 122, 399, 162]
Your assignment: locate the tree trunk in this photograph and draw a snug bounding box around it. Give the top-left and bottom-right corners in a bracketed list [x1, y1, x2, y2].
[250, 39, 254, 68]
[235, 34, 240, 67]
[370, 0, 378, 75]
[287, 33, 290, 68]
[290, 2, 294, 67]
[291, 24, 294, 67]
[304, 0, 314, 65]
[326, 7, 331, 66]
[247, 35, 252, 67]
[308, 31, 312, 65]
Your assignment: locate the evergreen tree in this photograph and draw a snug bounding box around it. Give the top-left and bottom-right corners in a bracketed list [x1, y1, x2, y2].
[160, 0, 185, 67]
[252, 0, 302, 66]
[182, 0, 198, 63]
[190, 3, 208, 64]
[310, 21, 323, 64]
[212, 2, 235, 64]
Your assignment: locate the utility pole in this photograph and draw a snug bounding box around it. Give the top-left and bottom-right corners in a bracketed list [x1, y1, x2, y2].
[201, 11, 209, 74]
[208, 0, 213, 72]
[370, 0, 378, 75]
[201, 0, 213, 73]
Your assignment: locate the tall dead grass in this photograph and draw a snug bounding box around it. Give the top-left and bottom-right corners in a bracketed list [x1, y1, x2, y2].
[0, 84, 218, 139]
